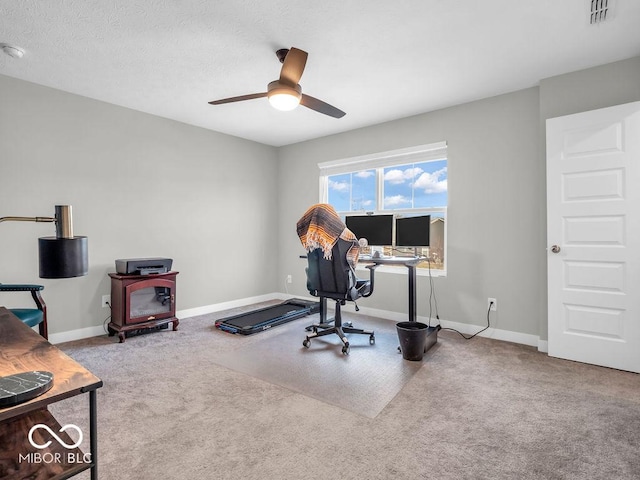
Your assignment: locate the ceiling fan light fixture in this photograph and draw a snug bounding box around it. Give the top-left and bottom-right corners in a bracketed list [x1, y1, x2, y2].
[267, 81, 302, 111]
[209, 47, 345, 118]
[268, 92, 301, 111]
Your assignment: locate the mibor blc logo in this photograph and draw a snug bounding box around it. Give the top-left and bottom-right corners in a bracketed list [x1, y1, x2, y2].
[19, 423, 91, 465]
[28, 424, 83, 449]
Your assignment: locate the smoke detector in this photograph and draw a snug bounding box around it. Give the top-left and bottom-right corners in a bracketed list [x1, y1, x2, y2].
[0, 43, 25, 59]
[589, 0, 611, 24]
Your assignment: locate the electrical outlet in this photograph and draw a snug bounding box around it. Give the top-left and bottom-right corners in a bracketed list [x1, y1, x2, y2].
[487, 297, 497, 312]
[286, 274, 292, 284]
[101, 295, 111, 308]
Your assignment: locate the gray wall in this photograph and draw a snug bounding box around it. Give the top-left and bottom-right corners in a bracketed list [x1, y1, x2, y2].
[540, 56, 640, 121]
[278, 55, 640, 341]
[0, 75, 279, 334]
[537, 56, 640, 339]
[2, 56, 639, 341]
[278, 88, 543, 336]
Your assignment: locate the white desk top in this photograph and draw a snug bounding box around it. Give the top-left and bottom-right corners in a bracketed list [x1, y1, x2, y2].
[358, 255, 424, 265]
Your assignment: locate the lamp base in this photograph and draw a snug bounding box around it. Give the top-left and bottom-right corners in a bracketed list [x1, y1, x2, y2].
[39, 236, 88, 278]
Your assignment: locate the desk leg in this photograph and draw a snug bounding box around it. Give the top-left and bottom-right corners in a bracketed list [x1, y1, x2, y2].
[90, 389, 98, 480]
[407, 264, 417, 322]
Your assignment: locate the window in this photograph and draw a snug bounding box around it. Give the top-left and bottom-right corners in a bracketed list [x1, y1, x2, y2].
[383, 159, 447, 209]
[319, 143, 447, 274]
[326, 169, 376, 211]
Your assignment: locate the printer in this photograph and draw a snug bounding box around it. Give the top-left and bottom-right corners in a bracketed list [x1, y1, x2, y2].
[115, 258, 173, 275]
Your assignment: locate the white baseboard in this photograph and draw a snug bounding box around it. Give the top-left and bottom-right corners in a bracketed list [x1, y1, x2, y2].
[175, 293, 285, 319]
[537, 340, 549, 353]
[438, 318, 540, 347]
[340, 303, 542, 348]
[48, 293, 287, 345]
[48, 292, 546, 352]
[49, 325, 108, 345]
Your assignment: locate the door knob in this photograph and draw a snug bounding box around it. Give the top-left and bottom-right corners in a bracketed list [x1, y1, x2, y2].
[550, 245, 561, 253]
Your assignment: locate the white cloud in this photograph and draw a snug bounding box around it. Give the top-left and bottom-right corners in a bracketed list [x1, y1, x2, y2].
[351, 198, 374, 210]
[384, 169, 406, 185]
[403, 167, 423, 179]
[384, 195, 410, 207]
[328, 180, 349, 192]
[384, 166, 424, 184]
[354, 170, 374, 178]
[413, 167, 447, 194]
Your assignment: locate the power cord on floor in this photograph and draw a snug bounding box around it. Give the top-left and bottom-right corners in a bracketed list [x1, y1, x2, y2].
[439, 301, 493, 340]
[424, 256, 492, 340]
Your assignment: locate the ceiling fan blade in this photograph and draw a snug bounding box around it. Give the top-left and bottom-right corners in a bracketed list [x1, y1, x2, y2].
[279, 47, 308, 86]
[208, 92, 267, 105]
[301, 94, 346, 118]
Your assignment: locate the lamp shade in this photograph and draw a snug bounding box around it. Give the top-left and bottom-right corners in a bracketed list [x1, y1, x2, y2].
[268, 93, 301, 111]
[38, 236, 88, 278]
[267, 81, 302, 111]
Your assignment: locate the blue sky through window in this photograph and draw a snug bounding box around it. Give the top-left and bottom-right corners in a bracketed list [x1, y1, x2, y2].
[327, 169, 376, 211]
[327, 160, 447, 212]
[383, 160, 447, 209]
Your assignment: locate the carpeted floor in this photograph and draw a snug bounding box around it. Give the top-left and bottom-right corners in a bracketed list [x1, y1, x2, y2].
[49, 301, 640, 480]
[209, 314, 423, 418]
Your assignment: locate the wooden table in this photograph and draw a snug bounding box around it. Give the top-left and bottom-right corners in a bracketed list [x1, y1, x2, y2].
[0, 307, 103, 480]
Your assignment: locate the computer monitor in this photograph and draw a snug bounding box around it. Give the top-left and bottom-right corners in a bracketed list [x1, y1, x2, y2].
[395, 215, 431, 247]
[345, 214, 393, 246]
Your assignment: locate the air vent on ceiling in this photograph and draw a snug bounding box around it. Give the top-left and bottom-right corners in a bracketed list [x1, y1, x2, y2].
[590, 0, 611, 24]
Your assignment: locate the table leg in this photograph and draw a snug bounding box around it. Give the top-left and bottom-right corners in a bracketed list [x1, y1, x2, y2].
[89, 389, 98, 480]
[407, 264, 417, 322]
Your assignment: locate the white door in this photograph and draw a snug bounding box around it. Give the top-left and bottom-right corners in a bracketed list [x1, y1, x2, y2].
[547, 101, 640, 373]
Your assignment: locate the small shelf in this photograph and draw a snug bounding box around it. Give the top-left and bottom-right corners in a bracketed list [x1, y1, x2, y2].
[0, 408, 92, 480]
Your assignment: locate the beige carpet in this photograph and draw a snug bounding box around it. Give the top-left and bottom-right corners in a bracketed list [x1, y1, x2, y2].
[47, 301, 640, 480]
[209, 314, 425, 418]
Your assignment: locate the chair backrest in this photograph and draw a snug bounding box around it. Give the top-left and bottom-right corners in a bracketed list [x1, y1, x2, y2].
[306, 238, 357, 300]
[0, 283, 48, 339]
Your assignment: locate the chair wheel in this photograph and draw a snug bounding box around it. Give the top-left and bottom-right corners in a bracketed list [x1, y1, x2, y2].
[369, 335, 375, 345]
[303, 339, 310, 348]
[342, 344, 350, 355]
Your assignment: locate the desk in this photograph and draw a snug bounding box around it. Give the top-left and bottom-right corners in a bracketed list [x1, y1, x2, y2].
[359, 256, 439, 356]
[359, 256, 423, 322]
[299, 254, 423, 324]
[0, 307, 103, 480]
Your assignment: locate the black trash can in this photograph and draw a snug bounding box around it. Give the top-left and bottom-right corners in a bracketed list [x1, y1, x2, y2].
[396, 321, 429, 361]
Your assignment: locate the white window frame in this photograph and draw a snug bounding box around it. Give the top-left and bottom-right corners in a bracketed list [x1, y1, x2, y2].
[318, 142, 448, 277]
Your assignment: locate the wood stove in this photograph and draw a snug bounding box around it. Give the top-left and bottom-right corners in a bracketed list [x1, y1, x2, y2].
[107, 271, 179, 343]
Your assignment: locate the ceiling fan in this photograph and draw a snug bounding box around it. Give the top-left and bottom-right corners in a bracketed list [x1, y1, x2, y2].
[208, 47, 346, 118]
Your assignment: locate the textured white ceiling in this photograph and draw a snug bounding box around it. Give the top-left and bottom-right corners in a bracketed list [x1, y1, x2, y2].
[1, 0, 639, 146]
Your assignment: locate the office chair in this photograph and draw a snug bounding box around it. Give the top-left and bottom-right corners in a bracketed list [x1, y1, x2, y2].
[0, 284, 48, 339]
[303, 238, 378, 355]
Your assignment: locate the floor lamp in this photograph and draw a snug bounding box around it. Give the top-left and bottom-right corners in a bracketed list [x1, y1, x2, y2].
[0, 205, 88, 405]
[0, 205, 88, 278]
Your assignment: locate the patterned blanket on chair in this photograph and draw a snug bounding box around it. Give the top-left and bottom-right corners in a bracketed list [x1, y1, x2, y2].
[296, 204, 360, 268]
